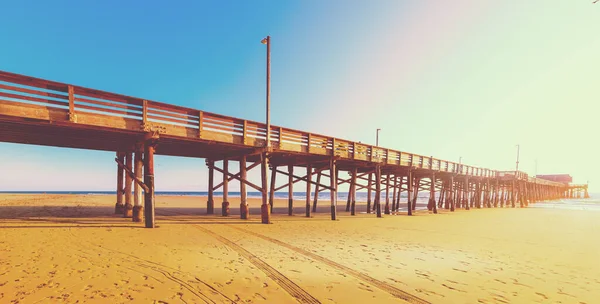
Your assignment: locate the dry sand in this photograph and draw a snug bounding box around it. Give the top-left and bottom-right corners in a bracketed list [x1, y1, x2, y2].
[0, 193, 598, 303]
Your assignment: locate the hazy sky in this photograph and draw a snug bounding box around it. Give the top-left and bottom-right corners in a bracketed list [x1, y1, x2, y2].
[0, 1, 598, 192]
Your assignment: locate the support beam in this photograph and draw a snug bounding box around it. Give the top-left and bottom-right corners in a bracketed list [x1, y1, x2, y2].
[222, 160, 230, 216]
[260, 153, 271, 224]
[306, 165, 312, 217]
[240, 156, 249, 219]
[143, 140, 156, 228]
[115, 151, 125, 214]
[350, 168, 357, 216]
[463, 176, 470, 210]
[407, 169, 413, 216]
[330, 158, 337, 220]
[133, 145, 143, 222]
[124, 151, 133, 218]
[207, 160, 214, 214]
[375, 165, 382, 218]
[288, 164, 294, 216]
[392, 175, 398, 212]
[429, 173, 437, 214]
[413, 177, 420, 211]
[367, 172, 373, 214]
[269, 165, 276, 213]
[312, 169, 321, 212]
[384, 173, 391, 215]
[274, 169, 335, 192]
[449, 175, 455, 212]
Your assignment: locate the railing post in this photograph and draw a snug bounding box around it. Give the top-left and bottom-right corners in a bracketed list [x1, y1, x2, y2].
[68, 85, 76, 122]
[198, 110, 203, 139]
[242, 120, 248, 145]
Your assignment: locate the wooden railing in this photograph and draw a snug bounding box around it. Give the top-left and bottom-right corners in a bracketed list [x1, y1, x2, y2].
[0, 70, 561, 184]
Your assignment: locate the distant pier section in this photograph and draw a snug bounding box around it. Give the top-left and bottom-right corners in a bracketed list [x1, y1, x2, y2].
[0, 70, 588, 228]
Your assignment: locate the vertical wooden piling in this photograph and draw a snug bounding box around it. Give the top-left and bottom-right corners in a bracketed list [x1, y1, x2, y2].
[260, 153, 271, 224]
[395, 176, 402, 212]
[430, 173, 437, 214]
[511, 180, 516, 208]
[207, 160, 215, 214]
[350, 168, 357, 216]
[124, 152, 133, 218]
[133, 145, 143, 222]
[115, 151, 125, 214]
[444, 179, 450, 210]
[288, 164, 294, 216]
[407, 169, 413, 216]
[240, 156, 249, 219]
[346, 171, 352, 212]
[384, 173, 391, 215]
[464, 177, 470, 210]
[412, 177, 420, 211]
[392, 175, 398, 212]
[494, 179, 499, 207]
[269, 165, 276, 213]
[367, 172, 373, 214]
[330, 158, 337, 220]
[375, 165, 382, 218]
[500, 182, 505, 207]
[222, 160, 230, 216]
[449, 176, 455, 212]
[312, 169, 321, 212]
[143, 142, 156, 228]
[306, 165, 312, 217]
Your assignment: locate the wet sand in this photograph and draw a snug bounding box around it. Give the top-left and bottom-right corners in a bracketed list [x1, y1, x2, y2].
[0, 193, 598, 303]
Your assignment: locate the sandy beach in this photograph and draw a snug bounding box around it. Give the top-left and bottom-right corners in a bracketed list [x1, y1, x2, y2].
[0, 194, 598, 303]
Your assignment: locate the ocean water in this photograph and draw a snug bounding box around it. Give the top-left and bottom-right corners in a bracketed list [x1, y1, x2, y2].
[0, 191, 434, 203]
[2, 191, 598, 211]
[530, 195, 600, 211]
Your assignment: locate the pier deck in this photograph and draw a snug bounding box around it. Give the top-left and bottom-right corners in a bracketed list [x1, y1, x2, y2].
[0, 70, 579, 227]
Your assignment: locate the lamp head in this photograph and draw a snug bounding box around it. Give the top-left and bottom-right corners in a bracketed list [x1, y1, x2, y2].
[261, 36, 269, 44]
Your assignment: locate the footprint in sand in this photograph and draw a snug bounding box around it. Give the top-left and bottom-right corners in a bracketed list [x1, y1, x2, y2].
[452, 268, 468, 273]
[441, 283, 466, 293]
[535, 292, 548, 299]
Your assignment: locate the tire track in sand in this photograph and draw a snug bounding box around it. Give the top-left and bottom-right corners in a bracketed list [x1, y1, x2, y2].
[65, 228, 234, 304]
[192, 225, 321, 304]
[228, 226, 430, 304]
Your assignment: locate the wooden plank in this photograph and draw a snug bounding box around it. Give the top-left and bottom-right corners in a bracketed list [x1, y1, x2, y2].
[147, 113, 196, 126]
[0, 91, 68, 107]
[146, 100, 199, 117]
[75, 96, 142, 111]
[0, 83, 68, 100]
[203, 114, 241, 125]
[76, 103, 143, 118]
[0, 99, 68, 121]
[279, 142, 304, 152]
[201, 130, 243, 144]
[0, 71, 68, 92]
[202, 123, 242, 134]
[76, 87, 143, 107]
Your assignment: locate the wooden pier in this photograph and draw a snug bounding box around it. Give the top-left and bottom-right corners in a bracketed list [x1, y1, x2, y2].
[0, 70, 582, 228]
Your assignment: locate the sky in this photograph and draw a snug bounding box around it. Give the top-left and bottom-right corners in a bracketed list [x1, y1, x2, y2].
[0, 1, 598, 192]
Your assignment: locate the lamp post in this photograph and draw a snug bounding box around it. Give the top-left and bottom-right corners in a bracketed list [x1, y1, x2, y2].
[261, 36, 271, 148]
[376, 128, 381, 146]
